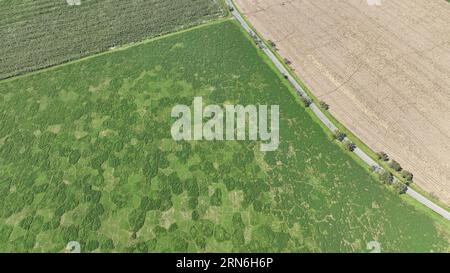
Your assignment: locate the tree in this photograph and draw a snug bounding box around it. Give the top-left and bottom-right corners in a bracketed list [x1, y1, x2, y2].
[332, 129, 346, 142]
[389, 160, 402, 172]
[301, 96, 312, 107]
[377, 152, 389, 162]
[319, 101, 329, 110]
[370, 165, 380, 173]
[401, 170, 414, 183]
[394, 182, 408, 194]
[343, 140, 356, 152]
[268, 40, 277, 48]
[379, 170, 393, 185]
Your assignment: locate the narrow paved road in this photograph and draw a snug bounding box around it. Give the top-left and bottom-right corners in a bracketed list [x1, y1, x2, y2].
[226, 0, 450, 221]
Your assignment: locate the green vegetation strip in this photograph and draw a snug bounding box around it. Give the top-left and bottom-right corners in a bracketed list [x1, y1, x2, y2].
[0, 21, 449, 252]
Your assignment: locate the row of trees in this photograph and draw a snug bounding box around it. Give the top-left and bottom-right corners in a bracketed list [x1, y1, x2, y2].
[376, 151, 413, 194]
[330, 129, 411, 195]
[329, 127, 414, 195]
[378, 170, 407, 194]
[332, 129, 357, 152]
[377, 151, 414, 185]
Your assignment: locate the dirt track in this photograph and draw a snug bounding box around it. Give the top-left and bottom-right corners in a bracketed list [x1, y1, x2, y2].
[235, 0, 450, 203]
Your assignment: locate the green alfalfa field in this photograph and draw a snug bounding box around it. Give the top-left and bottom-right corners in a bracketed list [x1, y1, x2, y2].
[0, 20, 449, 252]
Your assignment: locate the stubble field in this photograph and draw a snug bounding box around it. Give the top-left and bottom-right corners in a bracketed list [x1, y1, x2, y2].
[235, 0, 450, 203]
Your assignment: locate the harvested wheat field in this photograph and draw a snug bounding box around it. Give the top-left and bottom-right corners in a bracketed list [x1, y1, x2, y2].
[235, 0, 450, 203]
